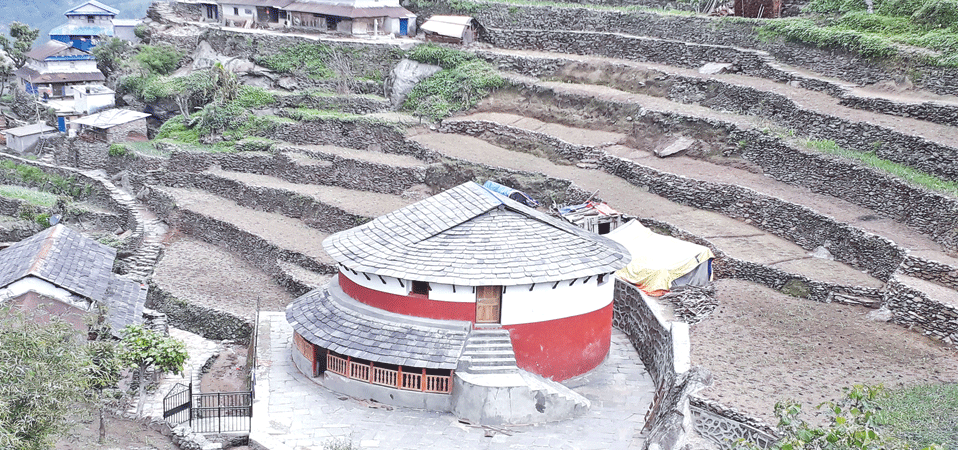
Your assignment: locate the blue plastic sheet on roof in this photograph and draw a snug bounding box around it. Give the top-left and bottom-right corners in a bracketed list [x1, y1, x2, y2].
[482, 181, 540, 207]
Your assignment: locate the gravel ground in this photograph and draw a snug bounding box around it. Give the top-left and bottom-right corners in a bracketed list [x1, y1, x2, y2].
[153, 236, 296, 318]
[690, 279, 957, 425]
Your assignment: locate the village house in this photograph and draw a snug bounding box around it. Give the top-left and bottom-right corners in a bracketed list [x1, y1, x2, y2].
[420, 15, 476, 45]
[50, 0, 141, 52]
[0, 224, 146, 336]
[70, 108, 150, 143]
[14, 40, 104, 100]
[287, 181, 631, 424]
[217, 0, 416, 36]
[2, 123, 57, 154]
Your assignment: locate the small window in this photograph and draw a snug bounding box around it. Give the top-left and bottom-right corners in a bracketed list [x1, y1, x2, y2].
[233, 7, 238, 14]
[597, 274, 605, 285]
[245, 8, 252, 14]
[411, 281, 429, 296]
[87, 15, 95, 23]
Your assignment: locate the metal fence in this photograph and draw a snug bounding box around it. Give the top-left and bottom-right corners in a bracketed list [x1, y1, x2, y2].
[162, 383, 253, 434]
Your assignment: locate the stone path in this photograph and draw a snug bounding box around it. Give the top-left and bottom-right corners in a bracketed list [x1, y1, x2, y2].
[251, 312, 655, 450]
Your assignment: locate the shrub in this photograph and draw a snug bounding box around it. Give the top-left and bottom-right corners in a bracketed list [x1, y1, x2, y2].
[235, 137, 275, 152]
[108, 144, 129, 157]
[403, 58, 504, 121]
[256, 43, 334, 79]
[135, 44, 184, 76]
[408, 43, 475, 69]
[235, 85, 276, 108]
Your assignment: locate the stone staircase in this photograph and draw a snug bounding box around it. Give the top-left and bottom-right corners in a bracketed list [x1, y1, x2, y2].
[453, 327, 591, 424]
[456, 327, 520, 375]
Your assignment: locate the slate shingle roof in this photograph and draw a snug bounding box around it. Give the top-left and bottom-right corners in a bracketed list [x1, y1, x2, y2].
[0, 224, 144, 332]
[287, 277, 470, 369]
[323, 182, 631, 286]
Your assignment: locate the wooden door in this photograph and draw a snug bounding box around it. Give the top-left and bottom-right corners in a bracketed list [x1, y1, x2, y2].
[475, 286, 501, 324]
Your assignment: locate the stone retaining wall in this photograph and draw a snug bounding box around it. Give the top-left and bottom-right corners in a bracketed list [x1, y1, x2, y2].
[883, 279, 958, 344]
[463, 80, 958, 251]
[146, 281, 253, 343]
[271, 119, 440, 162]
[900, 256, 958, 290]
[413, 0, 957, 95]
[275, 93, 391, 115]
[838, 96, 958, 127]
[163, 149, 426, 195]
[481, 52, 956, 181]
[440, 119, 909, 281]
[689, 396, 780, 448]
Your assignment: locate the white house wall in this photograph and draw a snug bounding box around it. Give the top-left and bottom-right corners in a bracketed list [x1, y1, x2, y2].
[500, 276, 614, 325]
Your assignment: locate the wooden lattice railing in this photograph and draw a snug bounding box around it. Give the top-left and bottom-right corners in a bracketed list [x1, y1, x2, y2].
[326, 352, 452, 394]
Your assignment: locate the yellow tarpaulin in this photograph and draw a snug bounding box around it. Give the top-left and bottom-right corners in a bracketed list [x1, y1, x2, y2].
[606, 220, 714, 293]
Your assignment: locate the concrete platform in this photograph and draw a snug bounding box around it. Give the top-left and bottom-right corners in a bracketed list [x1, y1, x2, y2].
[251, 312, 656, 449]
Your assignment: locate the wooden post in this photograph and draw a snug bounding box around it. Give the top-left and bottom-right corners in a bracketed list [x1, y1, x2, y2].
[397, 366, 402, 389]
[421, 368, 427, 391]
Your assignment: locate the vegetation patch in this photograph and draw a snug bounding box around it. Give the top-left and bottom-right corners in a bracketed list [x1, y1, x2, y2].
[876, 383, 958, 449]
[282, 108, 364, 121]
[803, 139, 958, 195]
[760, 0, 958, 66]
[0, 185, 58, 208]
[779, 278, 811, 298]
[403, 44, 505, 121]
[256, 43, 335, 79]
[0, 160, 91, 199]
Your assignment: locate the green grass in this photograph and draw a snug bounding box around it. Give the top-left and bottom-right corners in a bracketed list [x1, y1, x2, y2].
[256, 43, 335, 80]
[0, 185, 59, 207]
[761, 0, 958, 66]
[804, 139, 958, 195]
[403, 45, 505, 122]
[876, 383, 958, 449]
[122, 141, 170, 158]
[282, 108, 364, 121]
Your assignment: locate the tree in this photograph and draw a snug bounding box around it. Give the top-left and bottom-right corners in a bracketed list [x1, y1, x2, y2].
[0, 60, 13, 100]
[0, 309, 94, 450]
[119, 325, 188, 417]
[0, 22, 40, 69]
[86, 340, 122, 444]
[91, 36, 132, 77]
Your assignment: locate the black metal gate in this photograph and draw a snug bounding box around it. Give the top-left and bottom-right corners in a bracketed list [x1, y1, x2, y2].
[162, 383, 252, 433]
[192, 391, 253, 433]
[163, 382, 192, 427]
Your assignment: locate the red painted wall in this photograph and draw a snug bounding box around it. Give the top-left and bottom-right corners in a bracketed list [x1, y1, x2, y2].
[504, 302, 613, 381]
[338, 273, 476, 321]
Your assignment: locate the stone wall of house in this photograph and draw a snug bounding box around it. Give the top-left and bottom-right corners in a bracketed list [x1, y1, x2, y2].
[146, 281, 253, 343]
[104, 119, 149, 143]
[408, 1, 957, 95]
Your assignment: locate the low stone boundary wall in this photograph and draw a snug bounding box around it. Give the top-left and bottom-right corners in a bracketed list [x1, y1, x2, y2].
[883, 279, 958, 344]
[275, 93, 390, 115]
[146, 282, 253, 344]
[613, 278, 707, 449]
[900, 256, 958, 290]
[839, 96, 958, 127]
[689, 396, 780, 448]
[271, 119, 441, 162]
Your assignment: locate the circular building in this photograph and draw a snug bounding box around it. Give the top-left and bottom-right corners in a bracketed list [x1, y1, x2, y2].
[287, 181, 630, 423]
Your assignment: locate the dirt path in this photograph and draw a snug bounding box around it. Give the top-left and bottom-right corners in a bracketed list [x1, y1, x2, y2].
[449, 112, 957, 265]
[692, 279, 957, 425]
[409, 130, 884, 288]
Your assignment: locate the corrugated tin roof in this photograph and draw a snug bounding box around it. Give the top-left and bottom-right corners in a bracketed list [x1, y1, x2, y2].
[14, 66, 105, 84]
[25, 40, 74, 61]
[285, 2, 414, 18]
[65, 0, 120, 16]
[323, 182, 631, 286]
[3, 123, 56, 137]
[49, 23, 115, 37]
[71, 108, 150, 128]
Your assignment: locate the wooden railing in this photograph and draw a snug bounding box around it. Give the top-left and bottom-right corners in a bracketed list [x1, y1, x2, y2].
[326, 352, 452, 394]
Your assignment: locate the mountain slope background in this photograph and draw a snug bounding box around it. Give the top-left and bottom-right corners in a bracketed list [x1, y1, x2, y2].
[1, 0, 153, 48]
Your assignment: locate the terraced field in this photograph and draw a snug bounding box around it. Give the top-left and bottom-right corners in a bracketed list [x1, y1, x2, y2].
[59, 1, 960, 436]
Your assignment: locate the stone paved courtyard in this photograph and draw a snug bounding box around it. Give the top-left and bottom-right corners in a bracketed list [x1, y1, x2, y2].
[250, 312, 656, 450]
